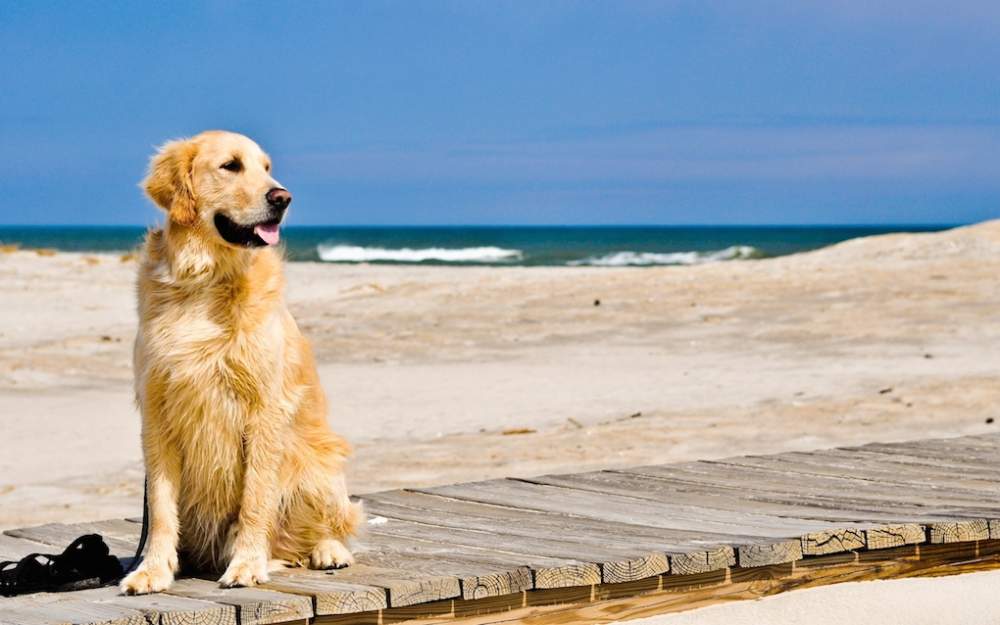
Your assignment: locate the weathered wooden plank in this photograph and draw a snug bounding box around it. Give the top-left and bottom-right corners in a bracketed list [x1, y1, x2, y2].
[724, 447, 990, 483]
[0, 596, 146, 625]
[82, 520, 143, 547]
[668, 546, 736, 575]
[793, 449, 1000, 491]
[846, 443, 1000, 475]
[314, 537, 534, 603]
[736, 540, 802, 568]
[865, 436, 1000, 453]
[523, 468, 931, 558]
[552, 472, 896, 566]
[364, 490, 718, 547]
[362, 530, 599, 591]
[263, 569, 389, 615]
[360, 549, 532, 601]
[896, 434, 1000, 452]
[580, 456, 936, 555]
[606, 463, 994, 559]
[625, 458, 1000, 512]
[612, 464, 903, 514]
[364, 490, 737, 574]
[743, 450, 1000, 496]
[522, 470, 905, 526]
[928, 519, 991, 544]
[419, 481, 818, 570]
[4, 522, 137, 559]
[102, 590, 236, 625]
[167, 578, 313, 625]
[319, 562, 461, 607]
[368, 516, 664, 584]
[850, 451, 1000, 479]
[664, 456, 1000, 519]
[864, 524, 927, 550]
[530, 475, 847, 535]
[600, 555, 671, 585]
[800, 528, 866, 556]
[519, 471, 908, 560]
[1, 586, 234, 625]
[419, 479, 832, 539]
[0, 533, 55, 560]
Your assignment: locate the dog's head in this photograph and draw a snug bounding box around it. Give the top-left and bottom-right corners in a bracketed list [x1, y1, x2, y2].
[144, 131, 290, 248]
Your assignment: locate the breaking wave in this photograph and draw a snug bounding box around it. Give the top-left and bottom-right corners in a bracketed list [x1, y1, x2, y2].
[317, 244, 523, 264]
[568, 245, 761, 266]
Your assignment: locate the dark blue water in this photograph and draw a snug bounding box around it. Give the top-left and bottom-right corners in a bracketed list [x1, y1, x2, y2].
[0, 225, 955, 266]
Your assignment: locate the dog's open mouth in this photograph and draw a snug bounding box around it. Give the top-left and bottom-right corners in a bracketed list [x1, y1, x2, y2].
[214, 213, 281, 247]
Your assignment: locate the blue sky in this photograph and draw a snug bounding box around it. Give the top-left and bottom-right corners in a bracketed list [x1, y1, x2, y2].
[2, 1, 999, 225]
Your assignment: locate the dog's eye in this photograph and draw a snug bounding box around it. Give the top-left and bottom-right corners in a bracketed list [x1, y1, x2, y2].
[264, 162, 271, 173]
[220, 159, 242, 173]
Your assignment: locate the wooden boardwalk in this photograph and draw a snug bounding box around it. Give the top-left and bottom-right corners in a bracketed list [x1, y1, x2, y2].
[3, 433, 999, 624]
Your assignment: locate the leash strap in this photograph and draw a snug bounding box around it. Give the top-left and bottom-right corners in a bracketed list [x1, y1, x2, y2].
[124, 477, 150, 576]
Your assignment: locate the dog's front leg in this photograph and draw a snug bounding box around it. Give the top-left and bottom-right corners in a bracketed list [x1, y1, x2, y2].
[219, 415, 285, 588]
[120, 416, 182, 594]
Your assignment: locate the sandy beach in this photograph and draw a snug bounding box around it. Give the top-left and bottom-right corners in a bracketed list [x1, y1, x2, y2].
[2, 221, 999, 530]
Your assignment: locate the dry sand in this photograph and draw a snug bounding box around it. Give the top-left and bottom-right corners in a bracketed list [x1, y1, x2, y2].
[614, 569, 1000, 625]
[2, 222, 1000, 527]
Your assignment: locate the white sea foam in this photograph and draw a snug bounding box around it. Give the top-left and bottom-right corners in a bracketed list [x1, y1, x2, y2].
[569, 245, 761, 267]
[317, 244, 523, 263]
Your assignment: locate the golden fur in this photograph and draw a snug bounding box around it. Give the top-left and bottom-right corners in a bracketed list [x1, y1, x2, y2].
[120, 131, 362, 595]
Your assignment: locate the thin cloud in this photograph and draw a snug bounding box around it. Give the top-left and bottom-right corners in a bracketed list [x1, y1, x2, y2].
[286, 124, 1000, 186]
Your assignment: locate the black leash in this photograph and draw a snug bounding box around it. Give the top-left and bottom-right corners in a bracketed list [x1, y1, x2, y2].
[0, 477, 149, 596]
[124, 478, 150, 576]
[0, 536, 123, 596]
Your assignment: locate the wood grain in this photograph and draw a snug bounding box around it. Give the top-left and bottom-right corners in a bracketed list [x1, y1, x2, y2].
[928, 519, 991, 543]
[864, 524, 926, 550]
[166, 578, 313, 625]
[322, 562, 461, 607]
[263, 568, 388, 615]
[368, 515, 664, 584]
[365, 490, 736, 574]
[0, 534, 55, 561]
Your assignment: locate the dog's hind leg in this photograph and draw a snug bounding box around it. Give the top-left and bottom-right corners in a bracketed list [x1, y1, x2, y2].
[274, 473, 363, 570]
[308, 489, 362, 570]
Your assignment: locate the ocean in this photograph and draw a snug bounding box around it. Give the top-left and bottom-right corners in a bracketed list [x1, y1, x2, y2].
[0, 225, 952, 267]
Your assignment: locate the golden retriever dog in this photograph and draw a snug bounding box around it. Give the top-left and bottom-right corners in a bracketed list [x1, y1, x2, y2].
[120, 130, 362, 595]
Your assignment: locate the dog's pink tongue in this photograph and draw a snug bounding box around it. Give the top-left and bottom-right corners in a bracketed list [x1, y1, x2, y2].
[254, 223, 280, 245]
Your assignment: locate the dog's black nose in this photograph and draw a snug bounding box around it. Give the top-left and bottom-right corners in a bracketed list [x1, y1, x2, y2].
[266, 188, 292, 210]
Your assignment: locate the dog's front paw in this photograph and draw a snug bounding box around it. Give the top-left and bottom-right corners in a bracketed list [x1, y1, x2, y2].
[219, 552, 269, 588]
[120, 562, 175, 595]
[310, 539, 355, 570]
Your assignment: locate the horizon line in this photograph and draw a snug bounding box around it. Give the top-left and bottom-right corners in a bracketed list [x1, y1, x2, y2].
[0, 222, 967, 229]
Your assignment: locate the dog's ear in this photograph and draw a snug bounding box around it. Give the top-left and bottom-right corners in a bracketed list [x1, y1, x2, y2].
[144, 139, 199, 227]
